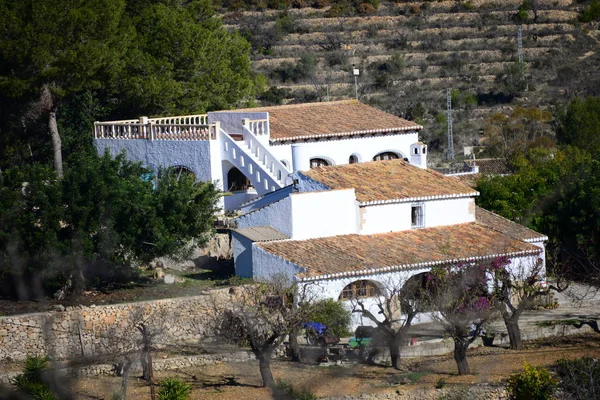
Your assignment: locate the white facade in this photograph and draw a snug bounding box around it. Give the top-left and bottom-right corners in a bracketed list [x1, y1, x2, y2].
[269, 132, 417, 168]
[93, 104, 424, 212]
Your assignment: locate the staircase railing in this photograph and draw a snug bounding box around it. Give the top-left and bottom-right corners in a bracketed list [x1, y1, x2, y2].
[241, 124, 290, 187]
[220, 129, 282, 195]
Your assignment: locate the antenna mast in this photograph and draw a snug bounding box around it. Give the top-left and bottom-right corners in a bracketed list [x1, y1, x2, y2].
[446, 88, 454, 160]
[517, 25, 523, 64]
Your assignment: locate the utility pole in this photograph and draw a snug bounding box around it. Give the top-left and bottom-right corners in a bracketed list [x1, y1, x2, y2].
[517, 25, 523, 64]
[352, 64, 360, 100]
[446, 88, 454, 160]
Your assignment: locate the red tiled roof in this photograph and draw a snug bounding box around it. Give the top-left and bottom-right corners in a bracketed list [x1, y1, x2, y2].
[257, 223, 541, 279]
[301, 159, 478, 203]
[236, 100, 421, 141]
[476, 207, 547, 242]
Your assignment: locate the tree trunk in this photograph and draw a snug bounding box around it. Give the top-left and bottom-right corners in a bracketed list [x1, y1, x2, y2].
[289, 329, 303, 362]
[453, 338, 470, 375]
[389, 343, 401, 370]
[504, 315, 523, 350]
[48, 108, 63, 178]
[258, 352, 275, 388]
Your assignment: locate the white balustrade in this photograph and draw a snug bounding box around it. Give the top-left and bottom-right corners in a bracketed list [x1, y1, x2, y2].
[241, 125, 290, 188]
[242, 118, 269, 136]
[94, 116, 216, 141]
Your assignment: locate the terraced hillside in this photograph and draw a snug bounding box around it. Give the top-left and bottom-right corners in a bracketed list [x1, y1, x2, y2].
[219, 0, 600, 163]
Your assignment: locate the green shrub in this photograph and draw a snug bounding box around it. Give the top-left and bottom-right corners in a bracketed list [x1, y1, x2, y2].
[555, 357, 600, 400]
[12, 356, 57, 400]
[273, 380, 316, 400]
[308, 298, 351, 337]
[507, 362, 557, 400]
[581, 0, 600, 22]
[157, 378, 192, 400]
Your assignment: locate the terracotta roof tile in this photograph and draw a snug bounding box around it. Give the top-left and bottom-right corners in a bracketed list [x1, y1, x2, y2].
[302, 159, 478, 203]
[236, 100, 421, 141]
[476, 206, 547, 242]
[257, 223, 540, 279]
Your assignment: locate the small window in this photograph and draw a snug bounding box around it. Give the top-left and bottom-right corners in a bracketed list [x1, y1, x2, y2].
[373, 152, 399, 161]
[414, 148, 419, 155]
[349, 155, 359, 164]
[411, 203, 424, 228]
[310, 158, 329, 168]
[423, 146, 427, 154]
[339, 280, 380, 300]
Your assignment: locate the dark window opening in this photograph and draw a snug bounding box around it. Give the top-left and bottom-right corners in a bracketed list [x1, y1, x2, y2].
[227, 167, 251, 191]
[411, 204, 424, 228]
[373, 152, 399, 161]
[310, 158, 330, 168]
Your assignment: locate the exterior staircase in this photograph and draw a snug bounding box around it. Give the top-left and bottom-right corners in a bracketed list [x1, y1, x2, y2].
[219, 118, 290, 196]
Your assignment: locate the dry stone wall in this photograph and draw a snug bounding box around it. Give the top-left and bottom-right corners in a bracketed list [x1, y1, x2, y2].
[0, 288, 235, 362]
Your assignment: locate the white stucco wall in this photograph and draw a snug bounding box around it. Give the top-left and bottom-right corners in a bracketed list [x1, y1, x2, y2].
[290, 189, 359, 240]
[268, 132, 419, 168]
[359, 197, 476, 235]
[359, 203, 412, 234]
[424, 198, 476, 228]
[232, 232, 254, 278]
[95, 139, 217, 183]
[235, 196, 293, 238]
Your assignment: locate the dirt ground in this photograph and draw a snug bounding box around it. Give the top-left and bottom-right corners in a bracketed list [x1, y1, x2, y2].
[0, 264, 235, 316]
[73, 333, 600, 399]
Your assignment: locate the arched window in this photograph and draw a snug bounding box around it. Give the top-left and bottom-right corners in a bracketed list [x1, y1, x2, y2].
[227, 167, 251, 192]
[172, 166, 195, 181]
[349, 154, 359, 164]
[310, 158, 330, 168]
[339, 280, 381, 300]
[373, 152, 399, 161]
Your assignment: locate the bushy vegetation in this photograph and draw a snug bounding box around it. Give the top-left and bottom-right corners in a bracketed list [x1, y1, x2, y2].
[507, 362, 557, 400]
[580, 0, 600, 22]
[12, 356, 58, 400]
[554, 356, 600, 400]
[273, 380, 316, 400]
[157, 378, 192, 400]
[477, 96, 600, 279]
[307, 298, 352, 337]
[0, 154, 220, 298]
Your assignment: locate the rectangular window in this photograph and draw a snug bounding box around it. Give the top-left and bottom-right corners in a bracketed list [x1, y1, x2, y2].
[411, 203, 424, 228]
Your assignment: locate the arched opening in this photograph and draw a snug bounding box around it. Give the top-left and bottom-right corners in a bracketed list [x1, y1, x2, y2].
[227, 167, 251, 192]
[172, 166, 196, 181]
[310, 158, 330, 168]
[349, 154, 359, 164]
[373, 151, 400, 161]
[280, 159, 290, 168]
[339, 280, 381, 300]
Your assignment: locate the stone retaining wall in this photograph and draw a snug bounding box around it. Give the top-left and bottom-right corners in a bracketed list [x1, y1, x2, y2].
[0, 288, 235, 362]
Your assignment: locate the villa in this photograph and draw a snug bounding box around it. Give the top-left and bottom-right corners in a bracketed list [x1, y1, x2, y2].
[94, 100, 547, 328]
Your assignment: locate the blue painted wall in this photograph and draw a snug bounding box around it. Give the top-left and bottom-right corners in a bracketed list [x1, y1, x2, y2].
[95, 139, 213, 182]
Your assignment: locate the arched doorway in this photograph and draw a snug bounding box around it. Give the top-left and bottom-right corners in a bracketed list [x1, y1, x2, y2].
[349, 154, 360, 164]
[227, 167, 251, 192]
[172, 165, 196, 181]
[373, 151, 400, 161]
